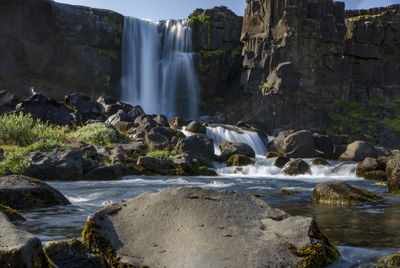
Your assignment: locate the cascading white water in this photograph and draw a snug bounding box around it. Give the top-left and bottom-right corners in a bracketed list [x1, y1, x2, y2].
[121, 17, 199, 119]
[206, 125, 268, 156]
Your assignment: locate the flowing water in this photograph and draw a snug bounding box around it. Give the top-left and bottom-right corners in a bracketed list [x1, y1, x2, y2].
[121, 17, 199, 118]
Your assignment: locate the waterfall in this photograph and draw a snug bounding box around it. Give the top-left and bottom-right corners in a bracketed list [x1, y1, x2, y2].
[121, 17, 199, 119]
[206, 125, 268, 156]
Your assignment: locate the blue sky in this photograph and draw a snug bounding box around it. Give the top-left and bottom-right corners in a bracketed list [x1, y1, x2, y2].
[54, 0, 399, 21]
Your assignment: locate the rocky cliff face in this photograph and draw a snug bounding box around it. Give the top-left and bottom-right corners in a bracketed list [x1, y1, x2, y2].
[0, 0, 123, 99]
[239, 0, 400, 146]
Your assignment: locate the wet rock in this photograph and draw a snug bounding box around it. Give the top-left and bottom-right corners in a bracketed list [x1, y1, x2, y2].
[311, 181, 382, 205]
[82, 187, 338, 267]
[378, 251, 400, 268]
[339, 141, 390, 162]
[185, 120, 206, 134]
[0, 212, 45, 268]
[220, 141, 255, 161]
[137, 156, 163, 171]
[172, 153, 194, 174]
[274, 130, 316, 158]
[0, 175, 70, 209]
[312, 133, 334, 159]
[28, 147, 83, 180]
[0, 90, 19, 115]
[386, 156, 400, 193]
[145, 133, 170, 150]
[16, 93, 73, 125]
[266, 151, 280, 158]
[44, 238, 105, 268]
[273, 156, 290, 168]
[312, 157, 330, 166]
[356, 157, 380, 177]
[0, 204, 26, 221]
[280, 189, 299, 196]
[65, 92, 104, 123]
[169, 117, 191, 128]
[83, 164, 124, 181]
[282, 159, 311, 176]
[363, 170, 387, 181]
[226, 154, 252, 167]
[175, 135, 214, 161]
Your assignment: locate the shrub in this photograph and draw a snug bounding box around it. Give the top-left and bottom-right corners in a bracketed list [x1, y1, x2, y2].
[74, 123, 118, 145]
[146, 150, 175, 163]
[0, 147, 30, 175]
[0, 113, 66, 147]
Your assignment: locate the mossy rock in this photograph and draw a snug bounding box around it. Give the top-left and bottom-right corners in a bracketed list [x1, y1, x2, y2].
[356, 157, 379, 177]
[289, 242, 339, 268]
[197, 166, 217, 176]
[311, 181, 383, 206]
[311, 157, 329, 166]
[185, 121, 206, 134]
[280, 189, 299, 196]
[266, 152, 280, 158]
[378, 252, 400, 267]
[282, 159, 311, 176]
[274, 156, 290, 168]
[0, 204, 26, 221]
[364, 170, 387, 181]
[226, 154, 252, 167]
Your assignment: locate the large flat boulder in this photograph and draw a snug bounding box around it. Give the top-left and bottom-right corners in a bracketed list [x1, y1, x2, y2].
[83, 187, 338, 268]
[274, 130, 316, 158]
[0, 175, 70, 209]
[0, 212, 44, 268]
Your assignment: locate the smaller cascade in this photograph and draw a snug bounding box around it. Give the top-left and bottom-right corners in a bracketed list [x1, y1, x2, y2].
[206, 125, 267, 156]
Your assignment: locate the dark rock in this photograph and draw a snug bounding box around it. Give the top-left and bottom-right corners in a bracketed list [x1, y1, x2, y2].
[83, 164, 123, 181]
[185, 120, 206, 134]
[16, 93, 73, 125]
[175, 135, 214, 161]
[0, 148, 4, 162]
[172, 153, 194, 174]
[153, 114, 169, 127]
[0, 204, 26, 221]
[28, 147, 83, 180]
[169, 117, 191, 128]
[273, 156, 290, 168]
[333, 145, 347, 160]
[226, 154, 252, 167]
[127, 105, 145, 122]
[137, 156, 163, 171]
[97, 96, 133, 118]
[220, 141, 255, 159]
[364, 170, 387, 181]
[386, 156, 400, 193]
[149, 127, 175, 142]
[82, 187, 338, 267]
[105, 109, 127, 127]
[0, 175, 70, 209]
[134, 115, 157, 132]
[280, 189, 299, 196]
[311, 181, 383, 205]
[312, 157, 330, 166]
[65, 93, 104, 122]
[145, 133, 169, 150]
[44, 238, 105, 268]
[275, 130, 316, 158]
[266, 151, 280, 158]
[0, 212, 44, 268]
[313, 133, 334, 159]
[0, 90, 19, 115]
[82, 146, 97, 160]
[282, 159, 311, 176]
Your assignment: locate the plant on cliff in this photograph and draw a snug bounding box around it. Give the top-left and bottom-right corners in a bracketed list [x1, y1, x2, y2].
[74, 123, 118, 146]
[0, 113, 66, 147]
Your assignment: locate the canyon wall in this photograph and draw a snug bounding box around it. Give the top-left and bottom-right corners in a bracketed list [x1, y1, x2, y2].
[0, 0, 123, 99]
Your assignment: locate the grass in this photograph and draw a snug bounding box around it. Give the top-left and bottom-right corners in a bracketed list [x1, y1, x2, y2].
[74, 123, 118, 146]
[146, 150, 175, 163]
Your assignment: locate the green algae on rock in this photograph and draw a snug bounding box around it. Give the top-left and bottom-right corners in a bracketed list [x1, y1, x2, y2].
[0, 204, 26, 221]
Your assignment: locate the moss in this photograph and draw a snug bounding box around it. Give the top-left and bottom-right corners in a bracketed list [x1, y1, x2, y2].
[0, 204, 26, 221]
[266, 152, 280, 158]
[263, 82, 270, 88]
[289, 242, 339, 268]
[226, 154, 252, 167]
[280, 189, 299, 196]
[82, 220, 136, 267]
[378, 252, 400, 267]
[311, 158, 329, 166]
[33, 251, 50, 268]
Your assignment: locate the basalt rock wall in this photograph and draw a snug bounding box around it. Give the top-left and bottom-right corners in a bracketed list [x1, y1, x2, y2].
[0, 0, 123, 99]
[237, 0, 400, 146]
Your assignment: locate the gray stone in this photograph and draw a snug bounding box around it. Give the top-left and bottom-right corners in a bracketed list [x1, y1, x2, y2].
[137, 156, 163, 171]
[386, 156, 400, 193]
[339, 141, 385, 161]
[83, 187, 338, 267]
[175, 135, 214, 161]
[220, 141, 255, 159]
[65, 92, 104, 122]
[282, 159, 311, 176]
[145, 133, 170, 150]
[276, 130, 316, 158]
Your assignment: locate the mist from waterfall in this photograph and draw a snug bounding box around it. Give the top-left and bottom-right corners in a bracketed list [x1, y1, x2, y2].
[121, 17, 199, 119]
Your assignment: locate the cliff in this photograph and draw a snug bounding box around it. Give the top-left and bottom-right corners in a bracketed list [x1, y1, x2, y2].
[0, 0, 123, 99]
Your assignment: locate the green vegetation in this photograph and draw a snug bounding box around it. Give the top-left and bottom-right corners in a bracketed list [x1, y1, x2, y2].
[74, 123, 118, 146]
[190, 13, 212, 27]
[146, 150, 175, 163]
[263, 82, 270, 88]
[0, 113, 66, 147]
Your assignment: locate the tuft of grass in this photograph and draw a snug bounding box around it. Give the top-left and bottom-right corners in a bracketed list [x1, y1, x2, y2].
[146, 150, 175, 163]
[74, 123, 118, 146]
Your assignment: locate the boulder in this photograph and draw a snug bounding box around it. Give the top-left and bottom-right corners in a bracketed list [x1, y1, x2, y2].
[172, 153, 194, 174]
[312, 157, 330, 166]
[274, 130, 316, 158]
[175, 135, 214, 161]
[65, 92, 104, 122]
[356, 157, 380, 177]
[280, 189, 299, 196]
[127, 105, 145, 122]
[28, 147, 83, 180]
[311, 181, 382, 205]
[105, 109, 128, 127]
[44, 238, 105, 268]
[378, 252, 400, 268]
[82, 187, 338, 267]
[339, 141, 389, 161]
[226, 154, 252, 167]
[97, 96, 133, 118]
[220, 141, 255, 160]
[185, 120, 206, 134]
[266, 151, 280, 158]
[0, 175, 70, 209]
[145, 133, 170, 150]
[153, 114, 169, 127]
[282, 159, 311, 176]
[134, 115, 158, 132]
[0, 90, 19, 115]
[149, 127, 175, 142]
[0, 212, 45, 268]
[363, 170, 387, 181]
[273, 156, 290, 168]
[386, 156, 400, 193]
[83, 164, 124, 181]
[312, 133, 334, 159]
[169, 117, 191, 128]
[16, 93, 73, 125]
[137, 156, 163, 171]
